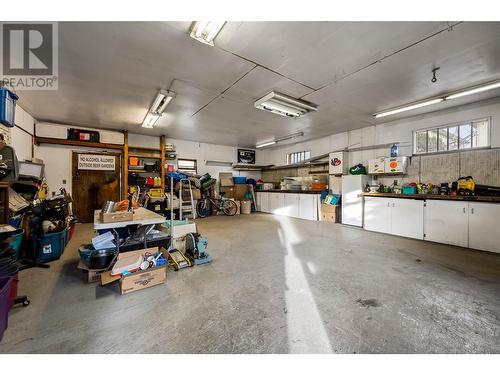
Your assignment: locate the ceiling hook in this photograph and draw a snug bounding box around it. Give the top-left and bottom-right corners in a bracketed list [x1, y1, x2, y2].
[431, 67, 440, 83]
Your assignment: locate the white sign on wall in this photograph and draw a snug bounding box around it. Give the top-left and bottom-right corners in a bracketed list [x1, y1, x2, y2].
[77, 154, 116, 171]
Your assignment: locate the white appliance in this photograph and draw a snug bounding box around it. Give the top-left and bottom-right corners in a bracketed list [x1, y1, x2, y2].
[384, 156, 408, 173]
[329, 151, 348, 175]
[368, 157, 385, 174]
[342, 175, 371, 227]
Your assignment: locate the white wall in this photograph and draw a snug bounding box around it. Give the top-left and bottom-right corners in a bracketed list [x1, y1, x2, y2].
[259, 98, 500, 170]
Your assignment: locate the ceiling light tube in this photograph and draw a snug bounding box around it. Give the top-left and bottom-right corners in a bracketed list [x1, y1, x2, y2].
[256, 141, 277, 148]
[445, 81, 500, 100]
[273, 93, 318, 112]
[142, 113, 160, 128]
[259, 101, 305, 117]
[150, 89, 175, 115]
[276, 131, 304, 142]
[190, 21, 226, 46]
[374, 98, 444, 118]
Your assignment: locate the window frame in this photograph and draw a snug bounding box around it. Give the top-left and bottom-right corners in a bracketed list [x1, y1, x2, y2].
[177, 158, 198, 175]
[286, 150, 311, 165]
[413, 117, 490, 156]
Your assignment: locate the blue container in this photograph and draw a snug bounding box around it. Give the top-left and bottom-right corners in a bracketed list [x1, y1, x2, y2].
[0, 88, 18, 127]
[34, 230, 66, 263]
[8, 216, 22, 228]
[390, 143, 399, 157]
[402, 185, 417, 194]
[10, 230, 24, 260]
[233, 176, 247, 184]
[0, 276, 13, 342]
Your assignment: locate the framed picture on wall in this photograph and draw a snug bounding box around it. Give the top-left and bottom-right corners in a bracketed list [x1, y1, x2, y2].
[237, 149, 256, 164]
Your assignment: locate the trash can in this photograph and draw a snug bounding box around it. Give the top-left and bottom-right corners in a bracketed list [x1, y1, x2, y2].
[33, 229, 66, 262]
[241, 200, 252, 214]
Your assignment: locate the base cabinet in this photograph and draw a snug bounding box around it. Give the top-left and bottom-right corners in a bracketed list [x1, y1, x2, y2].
[363, 197, 423, 239]
[256, 192, 319, 221]
[468, 202, 500, 254]
[424, 200, 468, 247]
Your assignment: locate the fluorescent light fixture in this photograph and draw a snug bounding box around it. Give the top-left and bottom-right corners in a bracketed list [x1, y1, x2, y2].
[190, 21, 226, 46]
[374, 98, 444, 119]
[255, 132, 304, 149]
[255, 92, 318, 118]
[142, 113, 160, 128]
[150, 89, 175, 115]
[445, 80, 500, 100]
[256, 141, 277, 148]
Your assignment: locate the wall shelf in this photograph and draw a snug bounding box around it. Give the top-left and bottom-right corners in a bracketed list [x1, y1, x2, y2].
[34, 136, 123, 150]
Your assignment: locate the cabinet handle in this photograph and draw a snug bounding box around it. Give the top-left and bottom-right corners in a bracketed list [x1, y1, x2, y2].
[471, 208, 474, 214]
[463, 207, 466, 214]
[387, 202, 390, 207]
[392, 202, 395, 208]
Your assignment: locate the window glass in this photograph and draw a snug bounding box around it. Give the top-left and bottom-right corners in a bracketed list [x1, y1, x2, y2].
[472, 120, 489, 148]
[438, 128, 448, 151]
[287, 151, 311, 165]
[459, 124, 472, 149]
[416, 131, 427, 153]
[448, 126, 459, 150]
[427, 129, 438, 153]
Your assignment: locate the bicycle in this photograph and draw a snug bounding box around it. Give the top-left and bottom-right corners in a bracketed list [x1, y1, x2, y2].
[196, 193, 238, 218]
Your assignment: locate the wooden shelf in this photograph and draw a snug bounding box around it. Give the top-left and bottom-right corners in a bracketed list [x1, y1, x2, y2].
[128, 146, 161, 152]
[128, 152, 161, 159]
[128, 168, 160, 174]
[35, 136, 123, 150]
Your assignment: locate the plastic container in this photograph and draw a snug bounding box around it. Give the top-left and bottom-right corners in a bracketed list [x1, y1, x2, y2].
[402, 185, 418, 194]
[10, 229, 24, 259]
[233, 176, 247, 184]
[8, 273, 19, 309]
[33, 229, 66, 263]
[241, 200, 252, 214]
[0, 276, 13, 342]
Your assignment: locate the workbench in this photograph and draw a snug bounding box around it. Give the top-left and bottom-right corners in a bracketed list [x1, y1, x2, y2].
[93, 207, 166, 230]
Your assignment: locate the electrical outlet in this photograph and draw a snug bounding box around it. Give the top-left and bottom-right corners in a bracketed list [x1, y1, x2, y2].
[62, 179, 66, 184]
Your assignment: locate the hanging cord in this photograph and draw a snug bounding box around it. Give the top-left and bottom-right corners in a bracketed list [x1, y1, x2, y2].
[431, 67, 440, 83]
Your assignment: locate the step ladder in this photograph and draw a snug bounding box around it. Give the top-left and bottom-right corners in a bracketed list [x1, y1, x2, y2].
[179, 178, 197, 220]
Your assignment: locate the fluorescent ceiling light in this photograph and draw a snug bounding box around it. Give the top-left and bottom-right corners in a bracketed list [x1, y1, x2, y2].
[150, 89, 175, 115]
[142, 113, 160, 128]
[255, 132, 304, 149]
[190, 21, 226, 46]
[255, 92, 318, 118]
[374, 98, 444, 119]
[445, 81, 500, 100]
[256, 141, 277, 148]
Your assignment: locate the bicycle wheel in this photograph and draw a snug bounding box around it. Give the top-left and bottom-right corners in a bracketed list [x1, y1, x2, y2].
[222, 199, 238, 216]
[196, 199, 211, 218]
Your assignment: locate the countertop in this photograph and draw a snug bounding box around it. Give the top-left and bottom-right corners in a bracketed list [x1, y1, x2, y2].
[363, 192, 500, 203]
[255, 189, 323, 195]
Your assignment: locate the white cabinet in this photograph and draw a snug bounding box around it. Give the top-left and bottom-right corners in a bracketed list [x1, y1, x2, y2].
[283, 193, 300, 218]
[390, 199, 424, 239]
[363, 197, 423, 239]
[269, 193, 285, 215]
[256, 192, 270, 213]
[424, 200, 469, 247]
[298, 194, 317, 221]
[364, 197, 391, 234]
[468, 202, 500, 254]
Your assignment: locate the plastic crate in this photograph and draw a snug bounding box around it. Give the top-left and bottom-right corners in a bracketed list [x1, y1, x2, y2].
[0, 276, 13, 342]
[33, 230, 66, 263]
[233, 176, 247, 184]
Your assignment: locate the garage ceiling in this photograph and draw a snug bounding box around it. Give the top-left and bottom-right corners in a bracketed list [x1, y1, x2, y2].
[16, 21, 500, 147]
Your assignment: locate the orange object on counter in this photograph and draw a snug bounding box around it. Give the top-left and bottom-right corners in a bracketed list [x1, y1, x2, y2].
[129, 157, 140, 166]
[311, 182, 327, 191]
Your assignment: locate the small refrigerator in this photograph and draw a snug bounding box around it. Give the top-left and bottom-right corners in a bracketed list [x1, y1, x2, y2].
[341, 175, 370, 227]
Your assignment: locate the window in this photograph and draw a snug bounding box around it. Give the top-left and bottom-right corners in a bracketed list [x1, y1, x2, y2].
[177, 158, 197, 175]
[286, 150, 311, 165]
[413, 118, 490, 155]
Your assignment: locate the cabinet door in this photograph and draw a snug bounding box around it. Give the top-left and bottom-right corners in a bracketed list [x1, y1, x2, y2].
[363, 197, 391, 234]
[283, 193, 300, 218]
[255, 193, 262, 212]
[390, 199, 424, 239]
[269, 193, 285, 215]
[298, 194, 315, 220]
[262, 193, 270, 213]
[424, 200, 468, 247]
[469, 203, 500, 253]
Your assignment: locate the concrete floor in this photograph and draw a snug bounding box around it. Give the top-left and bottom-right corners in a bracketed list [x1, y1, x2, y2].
[1, 213, 499, 353]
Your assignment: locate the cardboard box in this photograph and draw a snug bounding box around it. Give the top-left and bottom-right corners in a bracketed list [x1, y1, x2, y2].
[234, 184, 249, 200]
[321, 204, 339, 223]
[101, 247, 167, 295]
[220, 186, 235, 199]
[163, 222, 197, 238]
[329, 152, 348, 175]
[181, 188, 201, 200]
[219, 172, 234, 187]
[368, 157, 385, 174]
[77, 260, 107, 283]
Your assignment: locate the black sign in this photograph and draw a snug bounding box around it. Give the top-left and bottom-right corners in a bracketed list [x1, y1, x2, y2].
[237, 149, 255, 164]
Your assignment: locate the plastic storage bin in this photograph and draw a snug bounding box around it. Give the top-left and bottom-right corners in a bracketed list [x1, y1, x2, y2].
[10, 229, 24, 259]
[33, 230, 66, 262]
[0, 276, 13, 342]
[233, 176, 247, 184]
